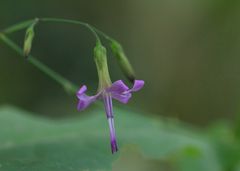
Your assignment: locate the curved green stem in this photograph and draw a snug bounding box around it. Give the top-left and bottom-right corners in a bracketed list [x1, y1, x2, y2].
[0, 34, 78, 95]
[39, 18, 117, 43]
[39, 18, 101, 44]
[92, 26, 114, 42]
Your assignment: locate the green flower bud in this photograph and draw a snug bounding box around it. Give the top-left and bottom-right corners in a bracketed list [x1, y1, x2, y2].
[23, 19, 38, 58]
[94, 42, 112, 89]
[111, 40, 135, 83]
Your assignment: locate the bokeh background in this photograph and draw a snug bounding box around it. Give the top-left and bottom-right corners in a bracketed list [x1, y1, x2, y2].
[1, 0, 240, 124]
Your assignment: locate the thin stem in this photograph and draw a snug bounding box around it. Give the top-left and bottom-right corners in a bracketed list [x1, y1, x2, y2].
[39, 18, 101, 44]
[1, 19, 36, 34]
[92, 26, 114, 42]
[0, 34, 78, 95]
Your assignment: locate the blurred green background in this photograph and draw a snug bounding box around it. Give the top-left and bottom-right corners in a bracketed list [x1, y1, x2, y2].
[1, 0, 240, 124]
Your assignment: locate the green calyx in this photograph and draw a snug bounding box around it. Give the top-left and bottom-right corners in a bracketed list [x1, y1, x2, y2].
[94, 42, 112, 90]
[111, 40, 136, 83]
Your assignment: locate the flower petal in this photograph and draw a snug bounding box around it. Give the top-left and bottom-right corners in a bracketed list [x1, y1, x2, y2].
[108, 80, 144, 104]
[107, 80, 129, 93]
[111, 92, 132, 104]
[130, 80, 145, 92]
[76, 85, 99, 111]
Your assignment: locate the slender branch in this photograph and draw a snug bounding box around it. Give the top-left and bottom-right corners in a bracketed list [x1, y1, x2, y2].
[39, 18, 115, 43]
[2, 19, 36, 34]
[0, 34, 79, 95]
[92, 26, 114, 42]
[39, 18, 101, 43]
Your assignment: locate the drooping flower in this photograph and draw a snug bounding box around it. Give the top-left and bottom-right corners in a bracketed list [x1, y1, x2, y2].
[76, 42, 144, 153]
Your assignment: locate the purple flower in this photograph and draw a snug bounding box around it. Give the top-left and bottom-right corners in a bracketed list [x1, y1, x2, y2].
[76, 80, 144, 153]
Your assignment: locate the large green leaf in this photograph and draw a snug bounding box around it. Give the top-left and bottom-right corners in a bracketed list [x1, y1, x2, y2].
[0, 106, 222, 171]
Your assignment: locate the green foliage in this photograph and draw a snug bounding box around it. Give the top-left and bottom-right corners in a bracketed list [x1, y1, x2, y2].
[0, 106, 229, 171]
